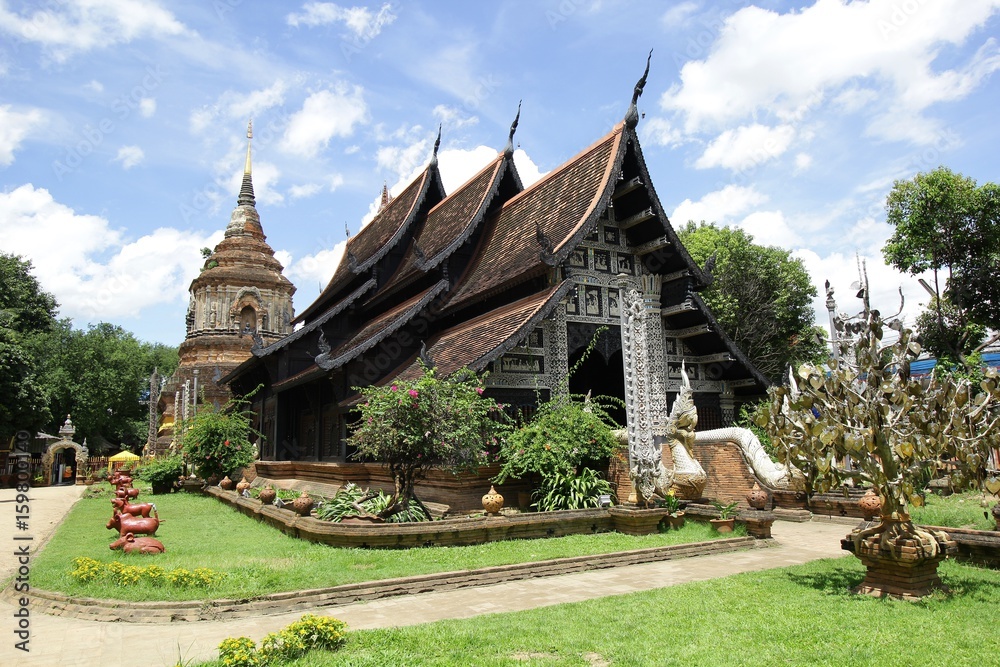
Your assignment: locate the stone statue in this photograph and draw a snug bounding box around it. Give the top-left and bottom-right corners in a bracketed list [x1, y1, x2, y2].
[663, 363, 708, 499]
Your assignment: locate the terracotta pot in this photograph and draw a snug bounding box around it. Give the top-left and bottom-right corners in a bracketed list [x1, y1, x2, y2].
[992, 502, 1000, 531]
[858, 489, 882, 520]
[746, 483, 769, 510]
[258, 485, 276, 505]
[236, 476, 251, 496]
[292, 492, 314, 516]
[482, 485, 504, 515]
[710, 518, 735, 533]
[663, 512, 686, 530]
[219, 476, 233, 490]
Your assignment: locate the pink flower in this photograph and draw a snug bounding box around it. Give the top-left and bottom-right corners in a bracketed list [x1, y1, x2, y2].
[409, 389, 419, 398]
[476, 387, 484, 395]
[224, 440, 229, 445]
[391, 385, 398, 392]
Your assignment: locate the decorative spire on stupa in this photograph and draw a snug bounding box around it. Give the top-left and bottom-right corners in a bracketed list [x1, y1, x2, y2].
[624, 49, 652, 129]
[237, 119, 256, 207]
[378, 181, 392, 212]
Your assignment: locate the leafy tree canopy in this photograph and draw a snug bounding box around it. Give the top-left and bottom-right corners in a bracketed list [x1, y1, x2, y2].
[677, 222, 826, 382]
[349, 364, 510, 519]
[882, 167, 1000, 354]
[0, 253, 58, 441]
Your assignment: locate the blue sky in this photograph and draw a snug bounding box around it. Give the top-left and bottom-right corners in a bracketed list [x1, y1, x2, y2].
[1, 0, 998, 346]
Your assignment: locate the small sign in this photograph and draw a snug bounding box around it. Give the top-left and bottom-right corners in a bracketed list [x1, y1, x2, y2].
[598, 494, 612, 508]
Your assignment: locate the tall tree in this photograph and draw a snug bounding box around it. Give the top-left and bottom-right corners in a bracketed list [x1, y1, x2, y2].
[882, 167, 1000, 362]
[39, 322, 158, 450]
[0, 254, 58, 441]
[677, 222, 826, 382]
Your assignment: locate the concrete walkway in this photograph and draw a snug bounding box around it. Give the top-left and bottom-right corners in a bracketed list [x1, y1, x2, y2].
[0, 485, 850, 667]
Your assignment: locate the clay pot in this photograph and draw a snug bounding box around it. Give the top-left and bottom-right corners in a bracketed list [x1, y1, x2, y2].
[992, 502, 1000, 531]
[710, 518, 735, 533]
[219, 476, 234, 490]
[482, 485, 504, 515]
[746, 483, 769, 510]
[258, 485, 276, 505]
[236, 476, 251, 496]
[663, 512, 686, 530]
[858, 488, 883, 520]
[292, 492, 314, 516]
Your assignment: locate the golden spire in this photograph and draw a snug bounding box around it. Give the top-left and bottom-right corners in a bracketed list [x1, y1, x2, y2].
[237, 120, 256, 207]
[244, 119, 253, 175]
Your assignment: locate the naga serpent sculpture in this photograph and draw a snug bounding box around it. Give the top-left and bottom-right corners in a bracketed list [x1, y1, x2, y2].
[616, 364, 804, 503]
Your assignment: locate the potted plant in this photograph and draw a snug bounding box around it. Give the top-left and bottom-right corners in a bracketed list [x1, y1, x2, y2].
[139, 455, 185, 494]
[710, 500, 738, 533]
[661, 489, 686, 529]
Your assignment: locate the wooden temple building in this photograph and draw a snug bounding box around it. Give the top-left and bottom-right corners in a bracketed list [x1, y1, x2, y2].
[224, 71, 770, 507]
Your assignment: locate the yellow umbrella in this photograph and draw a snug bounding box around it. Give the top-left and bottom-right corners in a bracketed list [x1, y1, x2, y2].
[107, 450, 140, 471]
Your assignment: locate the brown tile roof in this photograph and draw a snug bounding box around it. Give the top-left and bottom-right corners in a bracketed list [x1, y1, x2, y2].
[294, 167, 438, 324]
[394, 281, 572, 381]
[373, 153, 510, 299]
[445, 126, 626, 311]
[317, 280, 449, 370]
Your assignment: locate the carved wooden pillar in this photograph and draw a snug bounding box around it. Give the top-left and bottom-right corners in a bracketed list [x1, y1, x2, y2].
[619, 273, 656, 503]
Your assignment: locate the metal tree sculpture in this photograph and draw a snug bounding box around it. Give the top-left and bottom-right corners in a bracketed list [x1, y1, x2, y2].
[758, 268, 1000, 595]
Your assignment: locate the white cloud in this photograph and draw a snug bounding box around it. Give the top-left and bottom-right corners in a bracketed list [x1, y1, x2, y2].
[289, 183, 322, 199]
[660, 0, 1000, 143]
[671, 185, 767, 226]
[695, 124, 795, 171]
[286, 2, 397, 40]
[794, 153, 813, 171]
[0, 0, 186, 62]
[0, 105, 44, 166]
[138, 98, 156, 118]
[0, 184, 220, 323]
[285, 240, 348, 294]
[280, 85, 367, 158]
[513, 149, 544, 188]
[189, 80, 288, 134]
[84, 80, 104, 93]
[114, 145, 144, 169]
[662, 2, 699, 28]
[289, 176, 342, 200]
[738, 210, 802, 248]
[641, 117, 683, 147]
[432, 104, 478, 130]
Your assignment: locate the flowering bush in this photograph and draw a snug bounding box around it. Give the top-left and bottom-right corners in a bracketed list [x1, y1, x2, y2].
[69, 559, 225, 588]
[349, 364, 510, 520]
[179, 394, 259, 480]
[218, 615, 348, 667]
[494, 393, 619, 485]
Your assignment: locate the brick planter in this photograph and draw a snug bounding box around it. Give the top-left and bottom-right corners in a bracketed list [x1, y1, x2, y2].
[607, 506, 670, 535]
[841, 522, 958, 600]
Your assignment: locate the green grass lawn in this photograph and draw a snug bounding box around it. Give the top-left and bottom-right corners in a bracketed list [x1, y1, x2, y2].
[29, 486, 736, 602]
[910, 490, 997, 531]
[194, 557, 1000, 667]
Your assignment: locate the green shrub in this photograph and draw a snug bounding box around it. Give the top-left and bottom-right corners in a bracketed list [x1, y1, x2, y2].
[180, 392, 260, 480]
[532, 467, 615, 511]
[218, 615, 348, 666]
[138, 455, 184, 488]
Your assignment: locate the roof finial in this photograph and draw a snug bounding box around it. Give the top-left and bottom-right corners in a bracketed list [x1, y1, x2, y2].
[237, 119, 256, 207]
[624, 49, 652, 129]
[378, 181, 392, 212]
[503, 100, 521, 157]
[429, 124, 442, 166]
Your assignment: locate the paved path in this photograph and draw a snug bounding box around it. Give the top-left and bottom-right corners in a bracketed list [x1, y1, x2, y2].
[0, 486, 850, 667]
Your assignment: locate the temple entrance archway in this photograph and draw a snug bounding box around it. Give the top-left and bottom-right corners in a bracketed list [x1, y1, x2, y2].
[568, 347, 626, 427]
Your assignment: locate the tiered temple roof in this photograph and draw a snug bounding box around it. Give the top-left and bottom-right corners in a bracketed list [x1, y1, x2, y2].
[225, 87, 769, 461]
